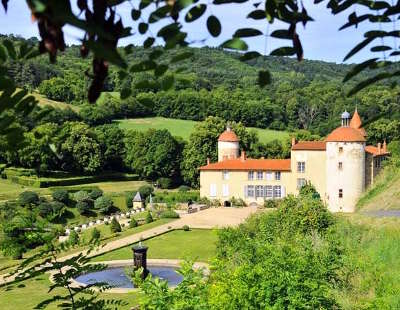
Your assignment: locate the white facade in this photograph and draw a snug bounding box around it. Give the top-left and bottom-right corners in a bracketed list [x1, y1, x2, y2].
[217, 141, 239, 162]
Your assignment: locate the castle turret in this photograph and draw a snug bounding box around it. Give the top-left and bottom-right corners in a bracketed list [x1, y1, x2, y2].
[218, 126, 239, 162]
[325, 111, 366, 212]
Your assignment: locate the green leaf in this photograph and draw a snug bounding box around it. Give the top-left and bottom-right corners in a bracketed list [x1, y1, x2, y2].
[130, 60, 156, 73]
[270, 46, 296, 56]
[131, 9, 141, 21]
[348, 71, 400, 96]
[0, 44, 6, 62]
[2, 39, 16, 59]
[258, 70, 271, 87]
[344, 37, 374, 61]
[233, 28, 263, 38]
[370, 45, 392, 52]
[162, 75, 175, 90]
[221, 38, 248, 51]
[207, 15, 221, 37]
[171, 51, 194, 63]
[138, 23, 148, 34]
[134, 80, 151, 90]
[239, 51, 261, 61]
[120, 88, 131, 99]
[143, 37, 155, 48]
[343, 58, 379, 83]
[85, 41, 127, 68]
[270, 29, 291, 39]
[185, 4, 207, 22]
[247, 10, 265, 20]
[154, 64, 168, 77]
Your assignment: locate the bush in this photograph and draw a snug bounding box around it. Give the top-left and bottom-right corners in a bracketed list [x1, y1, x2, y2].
[76, 201, 91, 215]
[94, 196, 113, 215]
[139, 185, 154, 200]
[299, 182, 321, 200]
[153, 191, 200, 204]
[129, 218, 138, 228]
[110, 218, 122, 233]
[125, 191, 135, 208]
[89, 188, 103, 200]
[160, 210, 180, 219]
[52, 189, 69, 204]
[230, 197, 246, 207]
[68, 230, 79, 246]
[91, 228, 101, 240]
[264, 199, 281, 209]
[145, 211, 153, 223]
[157, 177, 173, 189]
[178, 185, 190, 192]
[183, 225, 190, 231]
[38, 202, 53, 218]
[18, 191, 39, 206]
[74, 190, 91, 202]
[50, 201, 66, 221]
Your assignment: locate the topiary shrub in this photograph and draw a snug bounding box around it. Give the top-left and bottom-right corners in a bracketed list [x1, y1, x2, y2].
[183, 225, 190, 231]
[50, 201, 67, 222]
[110, 218, 122, 233]
[157, 177, 173, 189]
[160, 210, 180, 219]
[129, 218, 138, 228]
[73, 190, 91, 202]
[125, 191, 135, 208]
[145, 211, 153, 223]
[94, 196, 113, 215]
[18, 191, 39, 206]
[68, 230, 79, 246]
[89, 188, 103, 200]
[76, 201, 91, 215]
[139, 185, 154, 200]
[90, 227, 101, 241]
[52, 189, 69, 204]
[38, 202, 53, 218]
[178, 185, 190, 192]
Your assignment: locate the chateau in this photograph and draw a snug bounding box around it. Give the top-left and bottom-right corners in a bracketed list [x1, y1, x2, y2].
[199, 110, 390, 212]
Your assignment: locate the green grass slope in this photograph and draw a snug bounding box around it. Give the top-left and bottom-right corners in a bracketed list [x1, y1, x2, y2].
[32, 92, 80, 112]
[357, 162, 400, 211]
[116, 117, 290, 143]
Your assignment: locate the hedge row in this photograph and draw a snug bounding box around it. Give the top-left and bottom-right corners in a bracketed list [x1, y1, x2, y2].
[5, 172, 140, 188]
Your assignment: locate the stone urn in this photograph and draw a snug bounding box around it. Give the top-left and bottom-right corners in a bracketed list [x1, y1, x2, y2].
[132, 243, 149, 279]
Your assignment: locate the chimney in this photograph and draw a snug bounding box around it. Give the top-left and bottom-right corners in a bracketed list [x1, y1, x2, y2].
[207, 158, 210, 165]
[240, 150, 246, 162]
[383, 140, 387, 153]
[378, 142, 381, 155]
[291, 137, 296, 147]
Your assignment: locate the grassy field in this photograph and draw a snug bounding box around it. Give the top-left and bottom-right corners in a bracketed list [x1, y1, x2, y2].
[32, 92, 81, 112]
[92, 229, 218, 263]
[116, 117, 290, 143]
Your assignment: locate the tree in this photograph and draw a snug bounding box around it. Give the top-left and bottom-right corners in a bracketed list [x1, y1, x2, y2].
[52, 189, 69, 204]
[94, 196, 113, 215]
[91, 227, 101, 241]
[76, 201, 91, 215]
[145, 211, 153, 224]
[129, 218, 138, 228]
[38, 77, 74, 102]
[110, 218, 122, 233]
[18, 191, 39, 207]
[94, 124, 125, 171]
[89, 188, 104, 200]
[138, 185, 154, 201]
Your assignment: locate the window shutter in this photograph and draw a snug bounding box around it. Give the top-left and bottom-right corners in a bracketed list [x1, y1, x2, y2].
[244, 185, 247, 198]
[281, 186, 286, 198]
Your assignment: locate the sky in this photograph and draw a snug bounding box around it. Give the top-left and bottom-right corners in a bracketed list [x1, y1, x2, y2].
[0, 1, 394, 64]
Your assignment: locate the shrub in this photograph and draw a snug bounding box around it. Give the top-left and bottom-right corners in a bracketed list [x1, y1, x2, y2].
[89, 188, 103, 200]
[125, 191, 135, 208]
[91, 228, 101, 240]
[110, 218, 122, 233]
[299, 182, 321, 200]
[129, 218, 138, 228]
[38, 202, 53, 218]
[145, 211, 153, 223]
[230, 197, 246, 207]
[183, 225, 190, 231]
[264, 199, 281, 209]
[76, 201, 91, 215]
[68, 230, 79, 246]
[160, 210, 180, 219]
[157, 177, 173, 189]
[178, 185, 190, 192]
[18, 191, 39, 206]
[74, 190, 91, 202]
[50, 201, 67, 221]
[94, 196, 113, 214]
[139, 185, 154, 200]
[52, 189, 69, 204]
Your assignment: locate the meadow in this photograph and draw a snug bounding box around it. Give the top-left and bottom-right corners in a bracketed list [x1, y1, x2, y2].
[116, 117, 290, 143]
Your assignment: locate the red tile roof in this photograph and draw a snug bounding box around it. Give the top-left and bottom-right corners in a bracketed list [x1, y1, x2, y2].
[365, 146, 390, 156]
[350, 109, 362, 129]
[199, 158, 291, 171]
[292, 141, 326, 151]
[325, 127, 366, 142]
[218, 129, 239, 142]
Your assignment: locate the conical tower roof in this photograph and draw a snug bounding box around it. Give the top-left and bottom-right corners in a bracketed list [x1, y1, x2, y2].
[133, 192, 142, 202]
[350, 108, 367, 137]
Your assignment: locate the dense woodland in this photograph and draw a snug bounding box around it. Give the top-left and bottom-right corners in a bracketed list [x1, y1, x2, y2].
[1, 34, 400, 187]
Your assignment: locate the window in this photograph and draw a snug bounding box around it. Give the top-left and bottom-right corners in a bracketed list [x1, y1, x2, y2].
[257, 171, 263, 180]
[265, 186, 273, 198]
[266, 171, 273, 181]
[339, 189, 343, 198]
[248, 171, 254, 180]
[338, 162, 343, 170]
[375, 158, 382, 168]
[255, 185, 264, 198]
[247, 185, 254, 197]
[222, 184, 229, 197]
[297, 178, 306, 189]
[339, 147, 343, 153]
[210, 184, 217, 197]
[273, 186, 281, 198]
[297, 161, 305, 173]
[275, 171, 281, 181]
[222, 170, 229, 180]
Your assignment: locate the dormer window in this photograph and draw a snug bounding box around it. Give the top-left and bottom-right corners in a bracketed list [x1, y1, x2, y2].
[248, 171, 254, 180]
[339, 189, 343, 198]
[257, 171, 263, 180]
[338, 162, 343, 170]
[339, 147, 343, 153]
[222, 171, 229, 180]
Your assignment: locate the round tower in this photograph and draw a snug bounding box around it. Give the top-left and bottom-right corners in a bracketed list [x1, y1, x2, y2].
[325, 111, 366, 213]
[218, 126, 239, 162]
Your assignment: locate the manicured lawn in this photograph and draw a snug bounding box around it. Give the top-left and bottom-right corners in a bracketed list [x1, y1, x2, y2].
[116, 117, 290, 143]
[0, 179, 50, 201]
[92, 229, 218, 263]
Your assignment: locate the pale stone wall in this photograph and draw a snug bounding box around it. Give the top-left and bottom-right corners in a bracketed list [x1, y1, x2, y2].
[217, 141, 239, 162]
[289, 150, 327, 201]
[326, 142, 365, 213]
[365, 153, 373, 188]
[199, 169, 292, 206]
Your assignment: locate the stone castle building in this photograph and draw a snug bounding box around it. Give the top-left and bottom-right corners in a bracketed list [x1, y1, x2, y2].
[199, 110, 390, 212]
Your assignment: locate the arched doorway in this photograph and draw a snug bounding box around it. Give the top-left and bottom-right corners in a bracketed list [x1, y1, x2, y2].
[224, 201, 231, 207]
